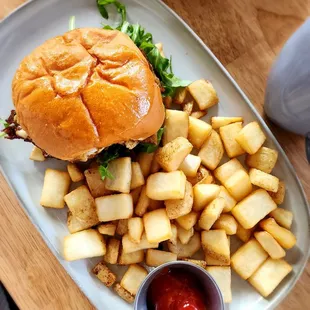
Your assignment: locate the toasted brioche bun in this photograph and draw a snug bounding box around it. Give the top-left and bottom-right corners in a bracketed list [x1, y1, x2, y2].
[12, 28, 165, 161]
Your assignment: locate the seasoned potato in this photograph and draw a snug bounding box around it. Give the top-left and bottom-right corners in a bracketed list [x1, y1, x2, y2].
[236, 223, 255, 243]
[104, 238, 120, 264]
[118, 249, 144, 265]
[198, 130, 224, 170]
[249, 168, 279, 193]
[144, 209, 172, 243]
[128, 217, 144, 243]
[130, 162, 145, 190]
[150, 151, 161, 174]
[214, 158, 246, 185]
[174, 87, 188, 104]
[235, 121, 266, 155]
[231, 239, 268, 280]
[84, 166, 108, 198]
[67, 211, 94, 234]
[92, 262, 116, 287]
[179, 154, 201, 177]
[198, 198, 225, 230]
[95, 194, 133, 222]
[219, 122, 245, 158]
[97, 222, 117, 236]
[146, 171, 186, 200]
[254, 231, 285, 259]
[193, 184, 220, 211]
[165, 181, 193, 219]
[260, 218, 296, 249]
[116, 219, 129, 236]
[167, 232, 201, 258]
[163, 110, 189, 145]
[130, 186, 142, 205]
[105, 157, 132, 193]
[190, 110, 208, 119]
[201, 230, 230, 264]
[187, 165, 214, 186]
[163, 96, 172, 109]
[176, 211, 199, 230]
[246, 147, 278, 173]
[148, 199, 164, 211]
[269, 181, 286, 205]
[232, 189, 277, 229]
[146, 249, 177, 267]
[187, 79, 219, 110]
[135, 186, 150, 216]
[211, 116, 243, 129]
[156, 137, 193, 172]
[40, 169, 71, 209]
[270, 207, 293, 229]
[67, 163, 84, 182]
[224, 170, 252, 201]
[29, 146, 46, 162]
[248, 258, 292, 297]
[218, 186, 237, 213]
[122, 233, 158, 254]
[114, 283, 134, 303]
[64, 229, 106, 261]
[177, 225, 194, 245]
[188, 116, 212, 149]
[137, 152, 154, 178]
[182, 259, 207, 269]
[213, 214, 238, 235]
[183, 101, 194, 115]
[205, 236, 230, 266]
[120, 264, 148, 295]
[205, 267, 232, 303]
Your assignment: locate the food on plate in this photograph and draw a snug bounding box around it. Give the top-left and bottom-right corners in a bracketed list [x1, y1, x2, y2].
[269, 181, 286, 205]
[167, 232, 201, 258]
[84, 166, 108, 198]
[122, 233, 158, 254]
[188, 116, 212, 149]
[218, 186, 237, 213]
[29, 146, 46, 162]
[118, 249, 144, 265]
[175, 211, 199, 230]
[270, 207, 293, 229]
[181, 258, 207, 269]
[104, 238, 120, 264]
[116, 219, 129, 236]
[214, 158, 246, 185]
[179, 154, 202, 177]
[211, 116, 243, 129]
[176, 224, 194, 244]
[249, 168, 279, 193]
[193, 184, 220, 211]
[236, 224, 255, 243]
[130, 162, 145, 190]
[114, 283, 135, 303]
[127, 217, 144, 243]
[213, 214, 238, 235]
[67, 163, 84, 182]
[97, 222, 117, 236]
[146, 249, 177, 267]
[169, 224, 178, 245]
[120, 264, 148, 295]
[92, 262, 116, 287]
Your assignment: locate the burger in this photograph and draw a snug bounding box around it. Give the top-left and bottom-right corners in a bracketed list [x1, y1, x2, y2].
[8, 28, 165, 162]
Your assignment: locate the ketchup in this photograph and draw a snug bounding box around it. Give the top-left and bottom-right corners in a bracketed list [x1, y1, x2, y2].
[147, 268, 208, 310]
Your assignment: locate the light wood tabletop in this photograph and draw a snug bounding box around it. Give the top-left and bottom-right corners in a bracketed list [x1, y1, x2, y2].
[0, 0, 309, 309]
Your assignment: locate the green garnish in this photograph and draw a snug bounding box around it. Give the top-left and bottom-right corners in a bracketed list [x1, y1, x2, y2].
[0, 119, 9, 128]
[69, 16, 76, 31]
[135, 127, 165, 153]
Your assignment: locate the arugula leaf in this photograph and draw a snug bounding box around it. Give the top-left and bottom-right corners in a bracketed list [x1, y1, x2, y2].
[69, 16, 76, 31]
[97, 0, 126, 27]
[0, 119, 9, 128]
[99, 165, 114, 180]
[135, 127, 164, 153]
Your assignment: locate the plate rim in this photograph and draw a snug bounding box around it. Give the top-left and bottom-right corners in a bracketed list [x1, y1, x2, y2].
[0, 0, 309, 309]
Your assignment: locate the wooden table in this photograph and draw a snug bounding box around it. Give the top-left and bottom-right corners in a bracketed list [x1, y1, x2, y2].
[0, 0, 309, 309]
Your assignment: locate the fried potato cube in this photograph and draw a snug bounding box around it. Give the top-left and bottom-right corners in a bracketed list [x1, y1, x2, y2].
[183, 101, 194, 115]
[249, 168, 279, 193]
[201, 230, 230, 264]
[174, 87, 187, 104]
[213, 214, 238, 235]
[165, 181, 193, 219]
[131, 186, 142, 205]
[176, 211, 199, 230]
[135, 186, 150, 216]
[148, 199, 164, 211]
[270, 207, 293, 229]
[269, 181, 286, 205]
[67, 211, 92, 234]
[198, 130, 224, 170]
[170, 224, 178, 245]
[167, 232, 201, 258]
[188, 116, 212, 149]
[116, 219, 129, 236]
[205, 267, 232, 303]
[224, 170, 252, 201]
[105, 157, 132, 193]
[187, 166, 214, 186]
[146, 249, 177, 267]
[130, 162, 145, 190]
[64, 229, 106, 261]
[190, 110, 208, 119]
[92, 262, 116, 287]
[182, 259, 207, 269]
[254, 231, 285, 259]
[120, 264, 148, 296]
[235, 121, 266, 155]
[118, 249, 145, 265]
[211, 116, 243, 129]
[193, 184, 220, 211]
[187, 79, 219, 110]
[231, 239, 268, 279]
[137, 152, 154, 178]
[104, 238, 120, 264]
[179, 154, 201, 177]
[95, 194, 133, 222]
[122, 233, 158, 254]
[260, 218, 296, 249]
[29, 146, 46, 162]
[146, 171, 186, 200]
[248, 258, 292, 297]
[236, 224, 255, 243]
[246, 147, 278, 173]
[232, 189, 277, 229]
[40, 169, 71, 209]
[128, 217, 144, 243]
[114, 283, 134, 303]
[205, 236, 230, 266]
[163, 110, 189, 145]
[219, 122, 245, 158]
[214, 158, 245, 185]
[199, 198, 226, 230]
[218, 186, 237, 213]
[67, 163, 84, 182]
[177, 225, 194, 244]
[84, 166, 108, 198]
[97, 222, 117, 236]
[144, 209, 172, 243]
[150, 153, 161, 174]
[163, 95, 172, 109]
[156, 137, 193, 172]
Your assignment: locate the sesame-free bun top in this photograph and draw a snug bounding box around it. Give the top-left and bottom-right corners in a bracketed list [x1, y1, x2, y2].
[12, 28, 165, 161]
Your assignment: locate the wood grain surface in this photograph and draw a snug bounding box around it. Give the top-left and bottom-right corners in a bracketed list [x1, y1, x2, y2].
[0, 0, 309, 309]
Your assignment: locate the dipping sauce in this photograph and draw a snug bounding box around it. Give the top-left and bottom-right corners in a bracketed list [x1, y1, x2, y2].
[147, 268, 208, 310]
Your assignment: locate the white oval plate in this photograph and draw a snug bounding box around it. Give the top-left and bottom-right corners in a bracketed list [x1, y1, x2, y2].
[0, 0, 309, 309]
